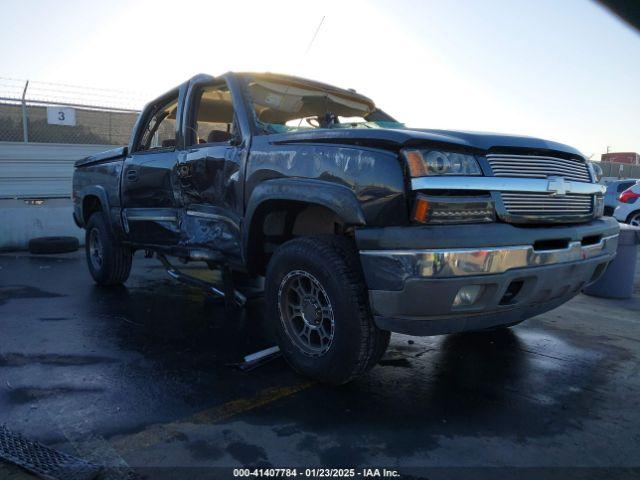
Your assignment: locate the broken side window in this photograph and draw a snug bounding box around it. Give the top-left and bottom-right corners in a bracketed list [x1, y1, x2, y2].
[138, 97, 178, 151]
[188, 83, 237, 145]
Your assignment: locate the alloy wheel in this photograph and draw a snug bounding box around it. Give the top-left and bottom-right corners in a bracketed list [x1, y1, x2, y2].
[278, 270, 335, 357]
[89, 228, 104, 271]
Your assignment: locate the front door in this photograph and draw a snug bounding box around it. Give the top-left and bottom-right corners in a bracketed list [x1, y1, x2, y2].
[176, 80, 246, 263]
[121, 92, 181, 245]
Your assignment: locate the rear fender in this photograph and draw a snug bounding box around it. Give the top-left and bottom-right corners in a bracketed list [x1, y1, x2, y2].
[78, 186, 122, 237]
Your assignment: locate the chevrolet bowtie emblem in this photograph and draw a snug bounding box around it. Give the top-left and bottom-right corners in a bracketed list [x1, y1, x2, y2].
[547, 176, 569, 196]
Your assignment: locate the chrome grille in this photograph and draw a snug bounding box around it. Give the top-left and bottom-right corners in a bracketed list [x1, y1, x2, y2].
[500, 192, 593, 217]
[487, 154, 591, 183]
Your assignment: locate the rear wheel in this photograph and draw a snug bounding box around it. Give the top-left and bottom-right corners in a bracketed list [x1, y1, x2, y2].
[85, 213, 132, 285]
[265, 236, 390, 385]
[627, 211, 640, 227]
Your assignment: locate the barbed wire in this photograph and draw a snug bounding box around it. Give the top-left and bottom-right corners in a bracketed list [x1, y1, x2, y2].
[0, 77, 146, 111]
[0, 77, 146, 145]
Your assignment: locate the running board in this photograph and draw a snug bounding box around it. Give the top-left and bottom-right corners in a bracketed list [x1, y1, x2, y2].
[156, 254, 246, 307]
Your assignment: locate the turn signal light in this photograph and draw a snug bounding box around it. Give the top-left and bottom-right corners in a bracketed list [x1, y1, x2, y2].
[413, 197, 430, 222]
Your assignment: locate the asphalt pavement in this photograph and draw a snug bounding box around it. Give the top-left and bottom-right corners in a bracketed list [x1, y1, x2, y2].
[0, 250, 639, 479]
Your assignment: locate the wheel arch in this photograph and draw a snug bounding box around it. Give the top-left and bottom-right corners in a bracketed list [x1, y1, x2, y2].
[78, 187, 121, 238]
[243, 178, 366, 275]
[79, 186, 110, 225]
[626, 209, 640, 225]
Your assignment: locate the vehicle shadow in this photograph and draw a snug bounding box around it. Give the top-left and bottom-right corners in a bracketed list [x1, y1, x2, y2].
[83, 279, 612, 467]
[432, 328, 525, 393]
[87, 281, 275, 366]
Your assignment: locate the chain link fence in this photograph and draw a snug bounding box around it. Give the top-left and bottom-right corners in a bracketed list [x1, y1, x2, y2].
[599, 160, 640, 180]
[0, 78, 146, 145]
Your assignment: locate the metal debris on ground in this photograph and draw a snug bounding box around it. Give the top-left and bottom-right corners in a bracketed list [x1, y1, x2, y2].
[233, 346, 281, 371]
[0, 424, 101, 480]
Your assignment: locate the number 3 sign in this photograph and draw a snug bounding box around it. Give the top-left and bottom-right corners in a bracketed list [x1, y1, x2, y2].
[46, 106, 76, 126]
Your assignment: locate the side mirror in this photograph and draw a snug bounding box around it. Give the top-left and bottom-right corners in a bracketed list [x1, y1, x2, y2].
[229, 135, 242, 147]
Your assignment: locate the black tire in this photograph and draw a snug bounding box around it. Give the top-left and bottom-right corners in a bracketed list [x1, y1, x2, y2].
[28, 236, 79, 254]
[626, 210, 640, 227]
[265, 236, 390, 385]
[85, 213, 132, 286]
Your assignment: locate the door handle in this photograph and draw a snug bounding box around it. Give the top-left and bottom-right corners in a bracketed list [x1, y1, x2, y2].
[126, 170, 139, 182]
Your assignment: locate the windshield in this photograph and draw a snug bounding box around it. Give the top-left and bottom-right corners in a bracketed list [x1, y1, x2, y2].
[242, 75, 404, 133]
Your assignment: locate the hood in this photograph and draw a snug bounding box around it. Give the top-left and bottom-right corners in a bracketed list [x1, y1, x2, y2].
[269, 127, 584, 158]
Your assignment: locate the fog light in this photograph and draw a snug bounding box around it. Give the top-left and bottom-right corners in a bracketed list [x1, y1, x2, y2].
[453, 285, 484, 307]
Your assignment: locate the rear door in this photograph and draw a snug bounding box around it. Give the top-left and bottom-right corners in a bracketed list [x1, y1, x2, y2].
[121, 91, 182, 245]
[175, 77, 248, 264]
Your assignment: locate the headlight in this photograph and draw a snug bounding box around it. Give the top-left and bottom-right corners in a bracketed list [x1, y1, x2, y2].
[594, 195, 605, 217]
[402, 149, 481, 177]
[588, 161, 603, 182]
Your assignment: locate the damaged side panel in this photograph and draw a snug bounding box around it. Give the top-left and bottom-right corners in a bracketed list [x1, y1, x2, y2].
[245, 137, 407, 227]
[180, 206, 242, 263]
[175, 143, 246, 262]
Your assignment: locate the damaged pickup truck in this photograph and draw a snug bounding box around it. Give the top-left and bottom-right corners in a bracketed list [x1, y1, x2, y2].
[73, 72, 619, 384]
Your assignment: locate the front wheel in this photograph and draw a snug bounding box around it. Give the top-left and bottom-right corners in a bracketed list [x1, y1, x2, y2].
[265, 236, 390, 385]
[85, 212, 132, 285]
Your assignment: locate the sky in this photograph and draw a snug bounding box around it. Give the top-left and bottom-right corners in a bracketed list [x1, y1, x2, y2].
[0, 0, 638, 159]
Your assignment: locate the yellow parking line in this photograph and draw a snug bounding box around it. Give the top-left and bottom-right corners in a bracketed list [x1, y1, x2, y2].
[112, 381, 314, 454]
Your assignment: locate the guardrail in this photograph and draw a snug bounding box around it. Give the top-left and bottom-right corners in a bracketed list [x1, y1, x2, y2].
[0, 142, 113, 199]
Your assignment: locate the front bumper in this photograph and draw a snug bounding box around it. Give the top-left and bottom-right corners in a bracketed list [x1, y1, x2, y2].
[356, 217, 619, 336]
